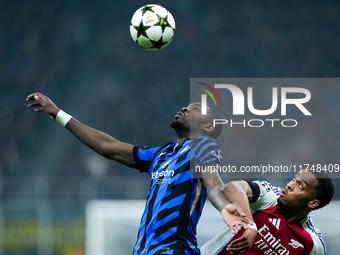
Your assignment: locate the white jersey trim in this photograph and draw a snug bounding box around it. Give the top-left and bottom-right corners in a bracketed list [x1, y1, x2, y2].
[249, 181, 281, 214]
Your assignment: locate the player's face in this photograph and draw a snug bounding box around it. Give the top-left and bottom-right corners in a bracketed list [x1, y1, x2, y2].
[279, 170, 318, 209]
[171, 103, 208, 132]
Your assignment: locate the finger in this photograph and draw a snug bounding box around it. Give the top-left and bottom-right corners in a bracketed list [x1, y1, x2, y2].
[240, 217, 253, 226]
[34, 94, 42, 101]
[28, 102, 41, 108]
[230, 226, 236, 235]
[26, 94, 37, 102]
[228, 244, 245, 254]
[234, 224, 241, 231]
[26, 92, 41, 101]
[234, 223, 244, 231]
[228, 238, 247, 248]
[34, 108, 44, 112]
[228, 245, 247, 253]
[27, 92, 46, 103]
[231, 219, 246, 231]
[33, 94, 48, 105]
[240, 222, 248, 230]
[248, 218, 255, 225]
[234, 207, 246, 217]
[244, 216, 254, 225]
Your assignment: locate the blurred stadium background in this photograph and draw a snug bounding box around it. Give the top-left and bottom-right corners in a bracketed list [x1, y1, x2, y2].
[1, 0, 339, 254]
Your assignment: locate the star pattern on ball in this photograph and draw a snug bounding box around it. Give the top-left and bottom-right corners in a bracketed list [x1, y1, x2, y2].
[133, 20, 150, 38]
[155, 14, 172, 33]
[141, 5, 154, 15]
[150, 36, 166, 50]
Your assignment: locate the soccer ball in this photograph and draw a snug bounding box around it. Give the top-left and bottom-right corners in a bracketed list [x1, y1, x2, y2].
[130, 4, 175, 51]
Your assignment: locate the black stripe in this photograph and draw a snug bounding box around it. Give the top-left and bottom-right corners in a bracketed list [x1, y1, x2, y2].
[247, 181, 260, 203]
[175, 149, 190, 165]
[150, 233, 177, 254]
[200, 144, 218, 161]
[153, 215, 179, 239]
[133, 146, 152, 173]
[138, 181, 162, 253]
[133, 142, 175, 173]
[160, 175, 191, 207]
[175, 180, 196, 249]
[196, 137, 217, 156]
[190, 136, 204, 150]
[152, 143, 175, 172]
[201, 152, 219, 164]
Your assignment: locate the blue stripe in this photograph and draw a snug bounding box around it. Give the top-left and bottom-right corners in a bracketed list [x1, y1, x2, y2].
[306, 215, 327, 254]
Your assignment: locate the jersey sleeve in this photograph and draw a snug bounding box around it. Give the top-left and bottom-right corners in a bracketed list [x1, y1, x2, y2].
[303, 215, 327, 255]
[200, 227, 235, 255]
[192, 136, 222, 167]
[247, 181, 282, 213]
[133, 145, 161, 173]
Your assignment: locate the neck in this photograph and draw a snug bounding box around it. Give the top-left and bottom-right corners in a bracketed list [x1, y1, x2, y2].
[175, 130, 203, 144]
[280, 203, 311, 223]
[175, 132, 190, 144]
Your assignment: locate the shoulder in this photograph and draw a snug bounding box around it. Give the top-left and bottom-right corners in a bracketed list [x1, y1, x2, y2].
[248, 181, 282, 212]
[191, 136, 221, 164]
[133, 142, 175, 173]
[191, 136, 218, 147]
[134, 142, 174, 158]
[190, 136, 220, 154]
[251, 181, 282, 199]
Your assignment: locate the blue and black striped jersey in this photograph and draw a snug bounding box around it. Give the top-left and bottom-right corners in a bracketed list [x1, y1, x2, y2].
[132, 136, 222, 255]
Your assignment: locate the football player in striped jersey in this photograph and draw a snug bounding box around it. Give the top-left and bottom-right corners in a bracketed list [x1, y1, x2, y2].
[27, 93, 253, 254]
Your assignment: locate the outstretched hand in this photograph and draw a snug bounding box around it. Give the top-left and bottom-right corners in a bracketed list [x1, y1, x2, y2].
[26, 92, 60, 120]
[221, 203, 253, 234]
[226, 227, 257, 254]
[221, 204, 257, 254]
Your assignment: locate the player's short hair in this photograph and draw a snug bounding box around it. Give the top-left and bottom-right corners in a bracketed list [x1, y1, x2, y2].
[312, 172, 335, 210]
[204, 104, 222, 140]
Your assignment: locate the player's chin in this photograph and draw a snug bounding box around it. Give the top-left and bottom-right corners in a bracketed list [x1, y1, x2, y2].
[277, 196, 287, 206]
[170, 119, 184, 129]
[170, 119, 178, 129]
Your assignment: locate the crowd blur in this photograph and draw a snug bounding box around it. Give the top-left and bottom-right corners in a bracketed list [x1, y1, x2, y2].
[0, 0, 339, 254]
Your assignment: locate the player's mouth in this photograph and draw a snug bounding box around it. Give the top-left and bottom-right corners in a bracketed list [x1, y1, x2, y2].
[175, 111, 184, 118]
[280, 189, 287, 197]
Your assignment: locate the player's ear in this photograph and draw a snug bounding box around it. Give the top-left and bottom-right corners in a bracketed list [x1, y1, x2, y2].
[308, 199, 320, 210]
[202, 123, 214, 134]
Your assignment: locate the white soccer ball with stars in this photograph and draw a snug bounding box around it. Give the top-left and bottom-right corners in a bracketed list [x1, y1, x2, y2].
[130, 4, 175, 51]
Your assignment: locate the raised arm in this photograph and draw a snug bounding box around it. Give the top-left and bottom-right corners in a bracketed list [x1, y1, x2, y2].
[223, 180, 257, 254]
[26, 92, 136, 168]
[201, 171, 252, 234]
[223, 180, 254, 220]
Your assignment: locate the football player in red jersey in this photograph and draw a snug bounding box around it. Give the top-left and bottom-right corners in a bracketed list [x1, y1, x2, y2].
[201, 170, 334, 255]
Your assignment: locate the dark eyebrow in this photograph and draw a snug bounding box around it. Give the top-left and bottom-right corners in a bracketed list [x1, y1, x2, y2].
[297, 177, 310, 187]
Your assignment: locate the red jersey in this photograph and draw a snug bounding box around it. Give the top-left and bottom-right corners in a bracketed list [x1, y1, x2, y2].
[201, 181, 327, 255]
